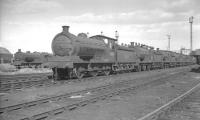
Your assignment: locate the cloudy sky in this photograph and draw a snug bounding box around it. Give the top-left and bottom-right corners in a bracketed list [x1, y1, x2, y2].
[0, 0, 200, 53]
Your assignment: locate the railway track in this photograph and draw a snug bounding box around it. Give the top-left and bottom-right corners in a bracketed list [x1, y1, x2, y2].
[0, 71, 124, 92]
[0, 73, 52, 92]
[0, 66, 192, 92]
[0, 72, 118, 92]
[137, 82, 200, 120]
[0, 70, 185, 120]
[156, 85, 200, 120]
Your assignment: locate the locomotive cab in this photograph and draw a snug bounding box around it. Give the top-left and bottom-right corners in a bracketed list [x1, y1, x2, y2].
[90, 35, 117, 50]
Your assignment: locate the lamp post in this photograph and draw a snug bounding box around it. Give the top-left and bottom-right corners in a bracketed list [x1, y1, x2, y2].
[189, 16, 194, 52]
[115, 31, 119, 64]
[166, 34, 171, 51]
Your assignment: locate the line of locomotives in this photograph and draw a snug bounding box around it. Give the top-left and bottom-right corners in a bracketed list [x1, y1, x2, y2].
[47, 26, 196, 80]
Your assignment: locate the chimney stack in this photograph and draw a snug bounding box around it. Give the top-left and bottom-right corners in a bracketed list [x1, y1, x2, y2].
[18, 49, 21, 52]
[62, 26, 70, 33]
[131, 42, 134, 46]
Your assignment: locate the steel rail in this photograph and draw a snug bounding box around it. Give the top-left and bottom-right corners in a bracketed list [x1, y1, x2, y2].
[0, 73, 52, 92]
[0, 66, 192, 92]
[137, 82, 200, 120]
[0, 69, 152, 92]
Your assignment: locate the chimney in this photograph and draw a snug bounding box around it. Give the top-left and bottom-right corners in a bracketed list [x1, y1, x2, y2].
[62, 26, 70, 33]
[131, 42, 134, 46]
[18, 49, 21, 52]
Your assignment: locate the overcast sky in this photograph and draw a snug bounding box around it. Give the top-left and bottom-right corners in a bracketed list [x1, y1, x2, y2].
[0, 0, 200, 53]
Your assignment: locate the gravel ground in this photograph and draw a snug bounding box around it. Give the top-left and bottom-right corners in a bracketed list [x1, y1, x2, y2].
[50, 66, 200, 120]
[0, 66, 194, 108]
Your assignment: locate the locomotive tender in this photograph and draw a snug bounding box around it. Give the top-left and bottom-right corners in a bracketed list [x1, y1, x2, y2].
[48, 26, 195, 80]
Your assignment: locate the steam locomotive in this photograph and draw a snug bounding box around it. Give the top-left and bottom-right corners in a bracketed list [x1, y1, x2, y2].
[13, 49, 52, 68]
[47, 26, 196, 80]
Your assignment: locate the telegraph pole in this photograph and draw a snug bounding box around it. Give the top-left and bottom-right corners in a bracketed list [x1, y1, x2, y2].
[189, 16, 194, 52]
[166, 34, 171, 51]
